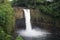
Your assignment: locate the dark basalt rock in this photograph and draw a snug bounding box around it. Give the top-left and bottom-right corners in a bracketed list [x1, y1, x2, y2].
[15, 18, 26, 30]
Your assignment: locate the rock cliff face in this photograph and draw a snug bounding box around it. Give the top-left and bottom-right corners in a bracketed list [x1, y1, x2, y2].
[14, 7, 60, 32]
[14, 7, 24, 19]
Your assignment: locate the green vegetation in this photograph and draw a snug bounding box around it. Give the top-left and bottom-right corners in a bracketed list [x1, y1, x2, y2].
[16, 36, 23, 40]
[0, 3, 15, 33]
[0, 0, 23, 40]
[13, 0, 60, 17]
[0, 1, 14, 40]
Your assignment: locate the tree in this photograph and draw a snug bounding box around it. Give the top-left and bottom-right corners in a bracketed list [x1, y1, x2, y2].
[0, 0, 15, 40]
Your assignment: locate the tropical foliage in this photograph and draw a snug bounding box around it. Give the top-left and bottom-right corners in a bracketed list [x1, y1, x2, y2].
[0, 0, 23, 40]
[12, 0, 60, 18]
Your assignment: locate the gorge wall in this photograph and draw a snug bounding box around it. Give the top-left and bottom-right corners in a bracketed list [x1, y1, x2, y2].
[14, 7, 60, 32]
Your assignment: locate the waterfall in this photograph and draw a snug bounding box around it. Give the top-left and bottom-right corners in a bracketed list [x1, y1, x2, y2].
[17, 9, 50, 38]
[23, 9, 32, 31]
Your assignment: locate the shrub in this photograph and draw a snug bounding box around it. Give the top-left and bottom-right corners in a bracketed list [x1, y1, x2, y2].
[0, 3, 15, 40]
[0, 3, 23, 40]
[0, 3, 15, 34]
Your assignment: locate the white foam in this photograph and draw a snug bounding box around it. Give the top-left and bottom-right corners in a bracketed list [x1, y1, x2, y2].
[17, 29, 50, 38]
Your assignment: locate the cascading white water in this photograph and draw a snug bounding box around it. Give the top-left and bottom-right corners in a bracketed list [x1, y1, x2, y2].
[17, 9, 50, 37]
[23, 9, 32, 31]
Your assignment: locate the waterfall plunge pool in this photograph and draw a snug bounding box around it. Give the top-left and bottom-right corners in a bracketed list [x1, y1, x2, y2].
[16, 9, 51, 40]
